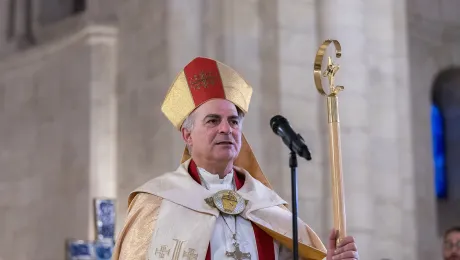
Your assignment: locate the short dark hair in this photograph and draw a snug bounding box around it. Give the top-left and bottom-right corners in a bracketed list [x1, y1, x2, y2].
[444, 226, 460, 240]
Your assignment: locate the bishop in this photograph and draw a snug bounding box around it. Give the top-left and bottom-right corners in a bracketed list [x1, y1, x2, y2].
[112, 57, 360, 260]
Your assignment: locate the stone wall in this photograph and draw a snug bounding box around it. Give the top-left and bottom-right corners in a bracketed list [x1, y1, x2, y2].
[0, 25, 117, 260]
[407, 0, 460, 258]
[394, 0, 418, 259]
[0, 30, 91, 260]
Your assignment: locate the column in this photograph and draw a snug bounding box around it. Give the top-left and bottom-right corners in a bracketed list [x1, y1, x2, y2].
[316, 1, 374, 258]
[85, 26, 118, 238]
[393, 0, 418, 259]
[201, 0, 225, 61]
[2, 0, 27, 46]
[166, 0, 204, 163]
[221, 0, 262, 161]
[277, 0, 328, 239]
[365, 0, 403, 259]
[257, 0, 283, 191]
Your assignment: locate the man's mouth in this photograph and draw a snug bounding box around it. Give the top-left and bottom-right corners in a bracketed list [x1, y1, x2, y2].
[216, 141, 233, 145]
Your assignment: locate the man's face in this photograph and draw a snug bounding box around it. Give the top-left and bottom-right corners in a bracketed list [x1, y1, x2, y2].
[182, 99, 243, 164]
[444, 231, 460, 260]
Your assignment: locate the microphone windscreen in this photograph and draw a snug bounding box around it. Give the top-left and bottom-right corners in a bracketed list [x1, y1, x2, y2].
[270, 115, 287, 133]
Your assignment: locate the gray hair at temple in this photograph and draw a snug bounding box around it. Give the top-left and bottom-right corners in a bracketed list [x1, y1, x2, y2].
[181, 106, 245, 153]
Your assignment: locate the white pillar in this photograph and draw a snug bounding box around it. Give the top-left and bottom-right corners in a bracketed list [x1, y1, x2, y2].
[166, 0, 205, 164]
[393, 0, 418, 259]
[276, 0, 328, 240]
[364, 1, 404, 259]
[316, 1, 374, 258]
[221, 0, 262, 159]
[85, 26, 119, 239]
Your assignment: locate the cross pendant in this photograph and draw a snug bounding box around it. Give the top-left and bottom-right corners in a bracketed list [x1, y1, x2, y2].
[225, 241, 251, 260]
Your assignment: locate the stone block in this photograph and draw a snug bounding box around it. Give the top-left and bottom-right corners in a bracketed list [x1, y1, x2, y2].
[298, 165, 326, 198]
[345, 192, 374, 231]
[278, 0, 316, 33]
[280, 95, 319, 128]
[340, 131, 370, 164]
[278, 63, 323, 100]
[337, 94, 369, 129]
[229, 0, 260, 39]
[374, 201, 403, 237]
[401, 208, 417, 245]
[373, 173, 402, 202]
[401, 180, 416, 212]
[279, 30, 313, 66]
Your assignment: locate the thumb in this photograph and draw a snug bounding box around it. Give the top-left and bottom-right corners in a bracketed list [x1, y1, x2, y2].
[328, 229, 338, 251]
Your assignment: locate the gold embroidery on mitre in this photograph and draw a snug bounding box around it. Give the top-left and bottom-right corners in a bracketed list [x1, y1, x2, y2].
[189, 70, 218, 90]
[161, 59, 253, 130]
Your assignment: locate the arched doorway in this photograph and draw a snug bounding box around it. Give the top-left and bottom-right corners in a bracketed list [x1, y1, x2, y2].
[431, 67, 460, 234]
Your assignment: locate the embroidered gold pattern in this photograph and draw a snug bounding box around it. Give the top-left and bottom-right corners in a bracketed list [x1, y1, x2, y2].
[172, 239, 186, 260]
[189, 71, 217, 90]
[183, 248, 198, 260]
[154, 245, 170, 258]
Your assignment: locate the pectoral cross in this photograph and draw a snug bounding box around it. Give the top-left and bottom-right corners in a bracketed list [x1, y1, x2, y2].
[225, 241, 251, 260]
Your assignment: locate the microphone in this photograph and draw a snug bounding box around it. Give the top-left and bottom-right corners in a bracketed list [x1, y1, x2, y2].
[270, 115, 312, 161]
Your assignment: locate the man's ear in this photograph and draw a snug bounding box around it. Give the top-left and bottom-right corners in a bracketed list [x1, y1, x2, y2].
[181, 127, 192, 146]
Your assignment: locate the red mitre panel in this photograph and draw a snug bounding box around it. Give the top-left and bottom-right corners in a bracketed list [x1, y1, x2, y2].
[184, 57, 226, 106]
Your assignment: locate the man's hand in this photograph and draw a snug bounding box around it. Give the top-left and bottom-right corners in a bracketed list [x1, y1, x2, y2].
[326, 229, 359, 260]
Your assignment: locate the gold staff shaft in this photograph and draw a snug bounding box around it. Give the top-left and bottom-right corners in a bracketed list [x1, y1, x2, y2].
[313, 39, 347, 240]
[327, 95, 346, 240]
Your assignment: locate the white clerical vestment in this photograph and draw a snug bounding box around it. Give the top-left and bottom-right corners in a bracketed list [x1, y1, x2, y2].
[112, 159, 327, 260]
[197, 167, 277, 259]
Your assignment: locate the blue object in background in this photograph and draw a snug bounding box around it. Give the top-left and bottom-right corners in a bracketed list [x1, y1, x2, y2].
[94, 240, 114, 260]
[67, 240, 95, 260]
[95, 199, 116, 241]
[431, 104, 447, 199]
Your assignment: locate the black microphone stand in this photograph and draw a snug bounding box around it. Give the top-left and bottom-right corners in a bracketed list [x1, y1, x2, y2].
[270, 116, 311, 260]
[289, 150, 299, 260]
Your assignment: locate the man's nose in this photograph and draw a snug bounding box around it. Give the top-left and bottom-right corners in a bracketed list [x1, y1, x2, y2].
[218, 121, 232, 134]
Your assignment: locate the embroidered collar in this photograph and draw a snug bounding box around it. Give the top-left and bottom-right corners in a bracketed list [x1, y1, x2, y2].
[188, 160, 245, 190]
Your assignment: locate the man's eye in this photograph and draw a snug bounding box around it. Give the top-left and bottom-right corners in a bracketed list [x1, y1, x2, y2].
[207, 119, 218, 124]
[231, 120, 239, 125]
